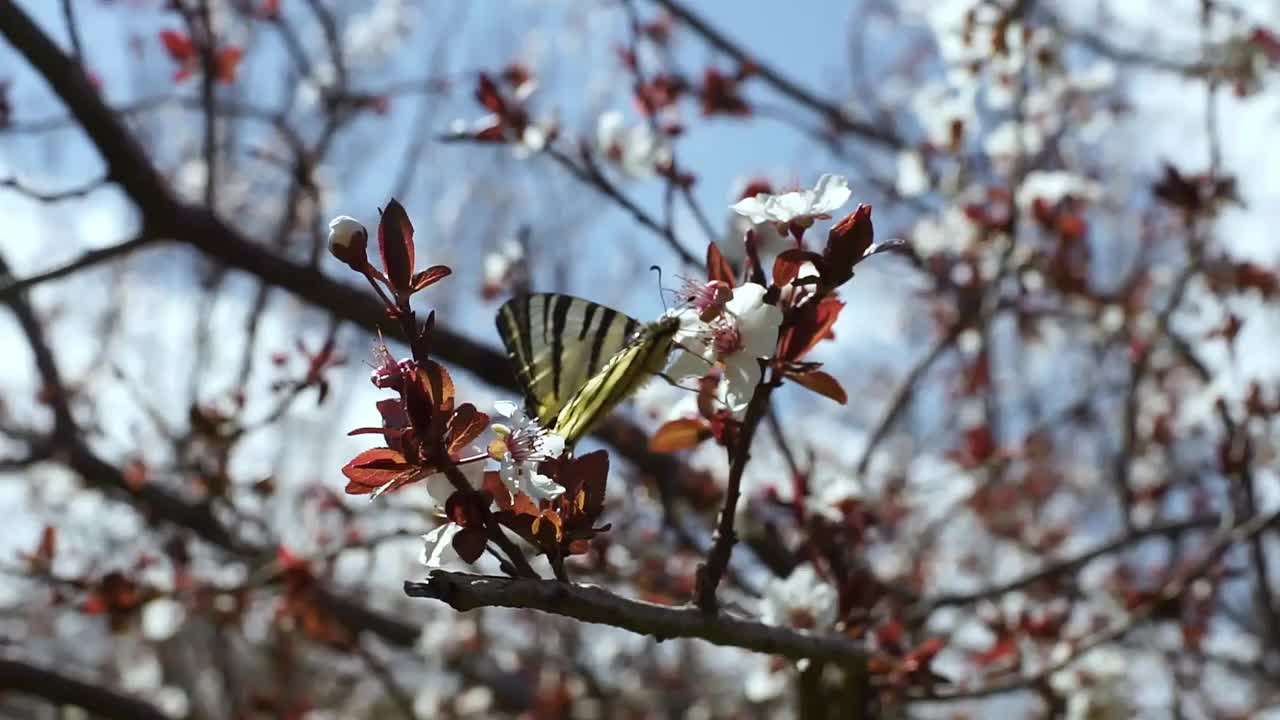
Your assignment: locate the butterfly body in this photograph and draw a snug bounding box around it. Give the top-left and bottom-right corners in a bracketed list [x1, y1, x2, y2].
[496, 293, 680, 446]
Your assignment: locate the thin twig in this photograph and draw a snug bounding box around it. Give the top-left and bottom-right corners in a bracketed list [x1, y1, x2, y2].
[693, 375, 776, 612]
[0, 235, 156, 300]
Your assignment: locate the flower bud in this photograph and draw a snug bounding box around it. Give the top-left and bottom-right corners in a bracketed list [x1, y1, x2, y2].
[327, 215, 369, 270]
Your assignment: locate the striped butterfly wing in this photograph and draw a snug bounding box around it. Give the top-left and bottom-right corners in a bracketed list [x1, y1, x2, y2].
[496, 293, 643, 429]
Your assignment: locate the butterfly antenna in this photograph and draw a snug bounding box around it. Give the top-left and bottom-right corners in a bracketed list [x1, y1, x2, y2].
[650, 265, 668, 312]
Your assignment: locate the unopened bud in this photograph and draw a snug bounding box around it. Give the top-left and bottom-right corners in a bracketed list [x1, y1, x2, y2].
[327, 216, 369, 270]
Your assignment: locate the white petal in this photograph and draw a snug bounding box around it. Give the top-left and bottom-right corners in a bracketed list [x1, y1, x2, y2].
[667, 346, 714, 384]
[493, 400, 521, 420]
[524, 471, 566, 501]
[725, 283, 768, 316]
[596, 110, 624, 148]
[425, 473, 455, 507]
[809, 174, 851, 214]
[420, 525, 462, 568]
[730, 196, 771, 225]
[767, 190, 812, 221]
[539, 433, 566, 459]
[722, 356, 761, 413]
[141, 598, 186, 641]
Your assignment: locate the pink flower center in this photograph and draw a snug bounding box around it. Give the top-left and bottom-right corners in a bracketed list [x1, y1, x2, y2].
[678, 279, 732, 316]
[711, 321, 744, 356]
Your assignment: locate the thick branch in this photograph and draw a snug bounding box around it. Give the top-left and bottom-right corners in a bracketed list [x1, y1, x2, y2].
[0, 659, 169, 720]
[406, 571, 867, 667]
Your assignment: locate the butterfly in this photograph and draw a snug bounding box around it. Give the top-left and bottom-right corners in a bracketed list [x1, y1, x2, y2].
[495, 293, 682, 447]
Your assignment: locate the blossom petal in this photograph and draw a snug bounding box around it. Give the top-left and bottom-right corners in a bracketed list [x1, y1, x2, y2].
[810, 174, 851, 214]
[524, 471, 566, 501]
[420, 524, 462, 568]
[667, 347, 713, 384]
[539, 433, 566, 459]
[493, 400, 521, 420]
[730, 196, 771, 225]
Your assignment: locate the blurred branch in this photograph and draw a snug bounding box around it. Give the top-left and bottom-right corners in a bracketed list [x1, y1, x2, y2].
[0, 173, 108, 201]
[545, 143, 700, 267]
[406, 571, 869, 667]
[909, 514, 1224, 621]
[0, 235, 155, 300]
[915, 507, 1280, 702]
[856, 322, 965, 477]
[0, 659, 169, 720]
[650, 0, 904, 150]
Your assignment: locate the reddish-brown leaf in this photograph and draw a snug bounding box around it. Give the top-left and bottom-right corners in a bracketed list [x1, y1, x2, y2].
[412, 264, 452, 292]
[822, 204, 873, 288]
[215, 46, 243, 83]
[649, 418, 710, 452]
[451, 526, 489, 563]
[773, 249, 822, 289]
[474, 73, 507, 115]
[707, 242, 736, 285]
[786, 369, 847, 404]
[446, 403, 489, 455]
[558, 449, 609, 500]
[22, 525, 57, 572]
[341, 447, 416, 495]
[158, 30, 194, 61]
[378, 199, 415, 297]
[777, 296, 844, 362]
[971, 634, 1017, 667]
[483, 470, 514, 510]
[531, 509, 564, 544]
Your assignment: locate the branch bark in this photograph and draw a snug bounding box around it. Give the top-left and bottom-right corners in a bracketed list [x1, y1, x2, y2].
[406, 571, 869, 667]
[0, 659, 169, 720]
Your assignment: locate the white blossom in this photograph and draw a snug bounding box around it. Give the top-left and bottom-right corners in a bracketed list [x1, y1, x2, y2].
[1015, 170, 1102, 212]
[327, 215, 367, 253]
[420, 523, 463, 569]
[760, 564, 838, 630]
[491, 400, 566, 501]
[730, 174, 851, 227]
[668, 283, 783, 413]
[595, 110, 672, 178]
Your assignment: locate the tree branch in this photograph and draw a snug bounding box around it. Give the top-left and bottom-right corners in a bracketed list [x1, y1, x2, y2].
[0, 659, 169, 720]
[406, 571, 868, 667]
[650, 0, 904, 150]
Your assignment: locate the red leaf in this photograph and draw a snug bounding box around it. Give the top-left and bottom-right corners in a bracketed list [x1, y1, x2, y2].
[706, 242, 736, 285]
[777, 296, 844, 363]
[560, 450, 609, 520]
[412, 265, 452, 292]
[773, 249, 822, 289]
[961, 426, 995, 465]
[22, 525, 57, 571]
[215, 46, 244, 84]
[474, 73, 506, 114]
[377, 199, 415, 298]
[341, 447, 417, 495]
[446, 404, 489, 455]
[159, 30, 194, 61]
[786, 369, 847, 404]
[972, 634, 1017, 667]
[451, 526, 489, 563]
[822, 204, 873, 287]
[649, 418, 710, 452]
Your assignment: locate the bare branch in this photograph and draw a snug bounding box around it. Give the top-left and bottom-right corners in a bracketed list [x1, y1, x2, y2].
[406, 571, 869, 667]
[0, 235, 156, 300]
[0, 659, 169, 720]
